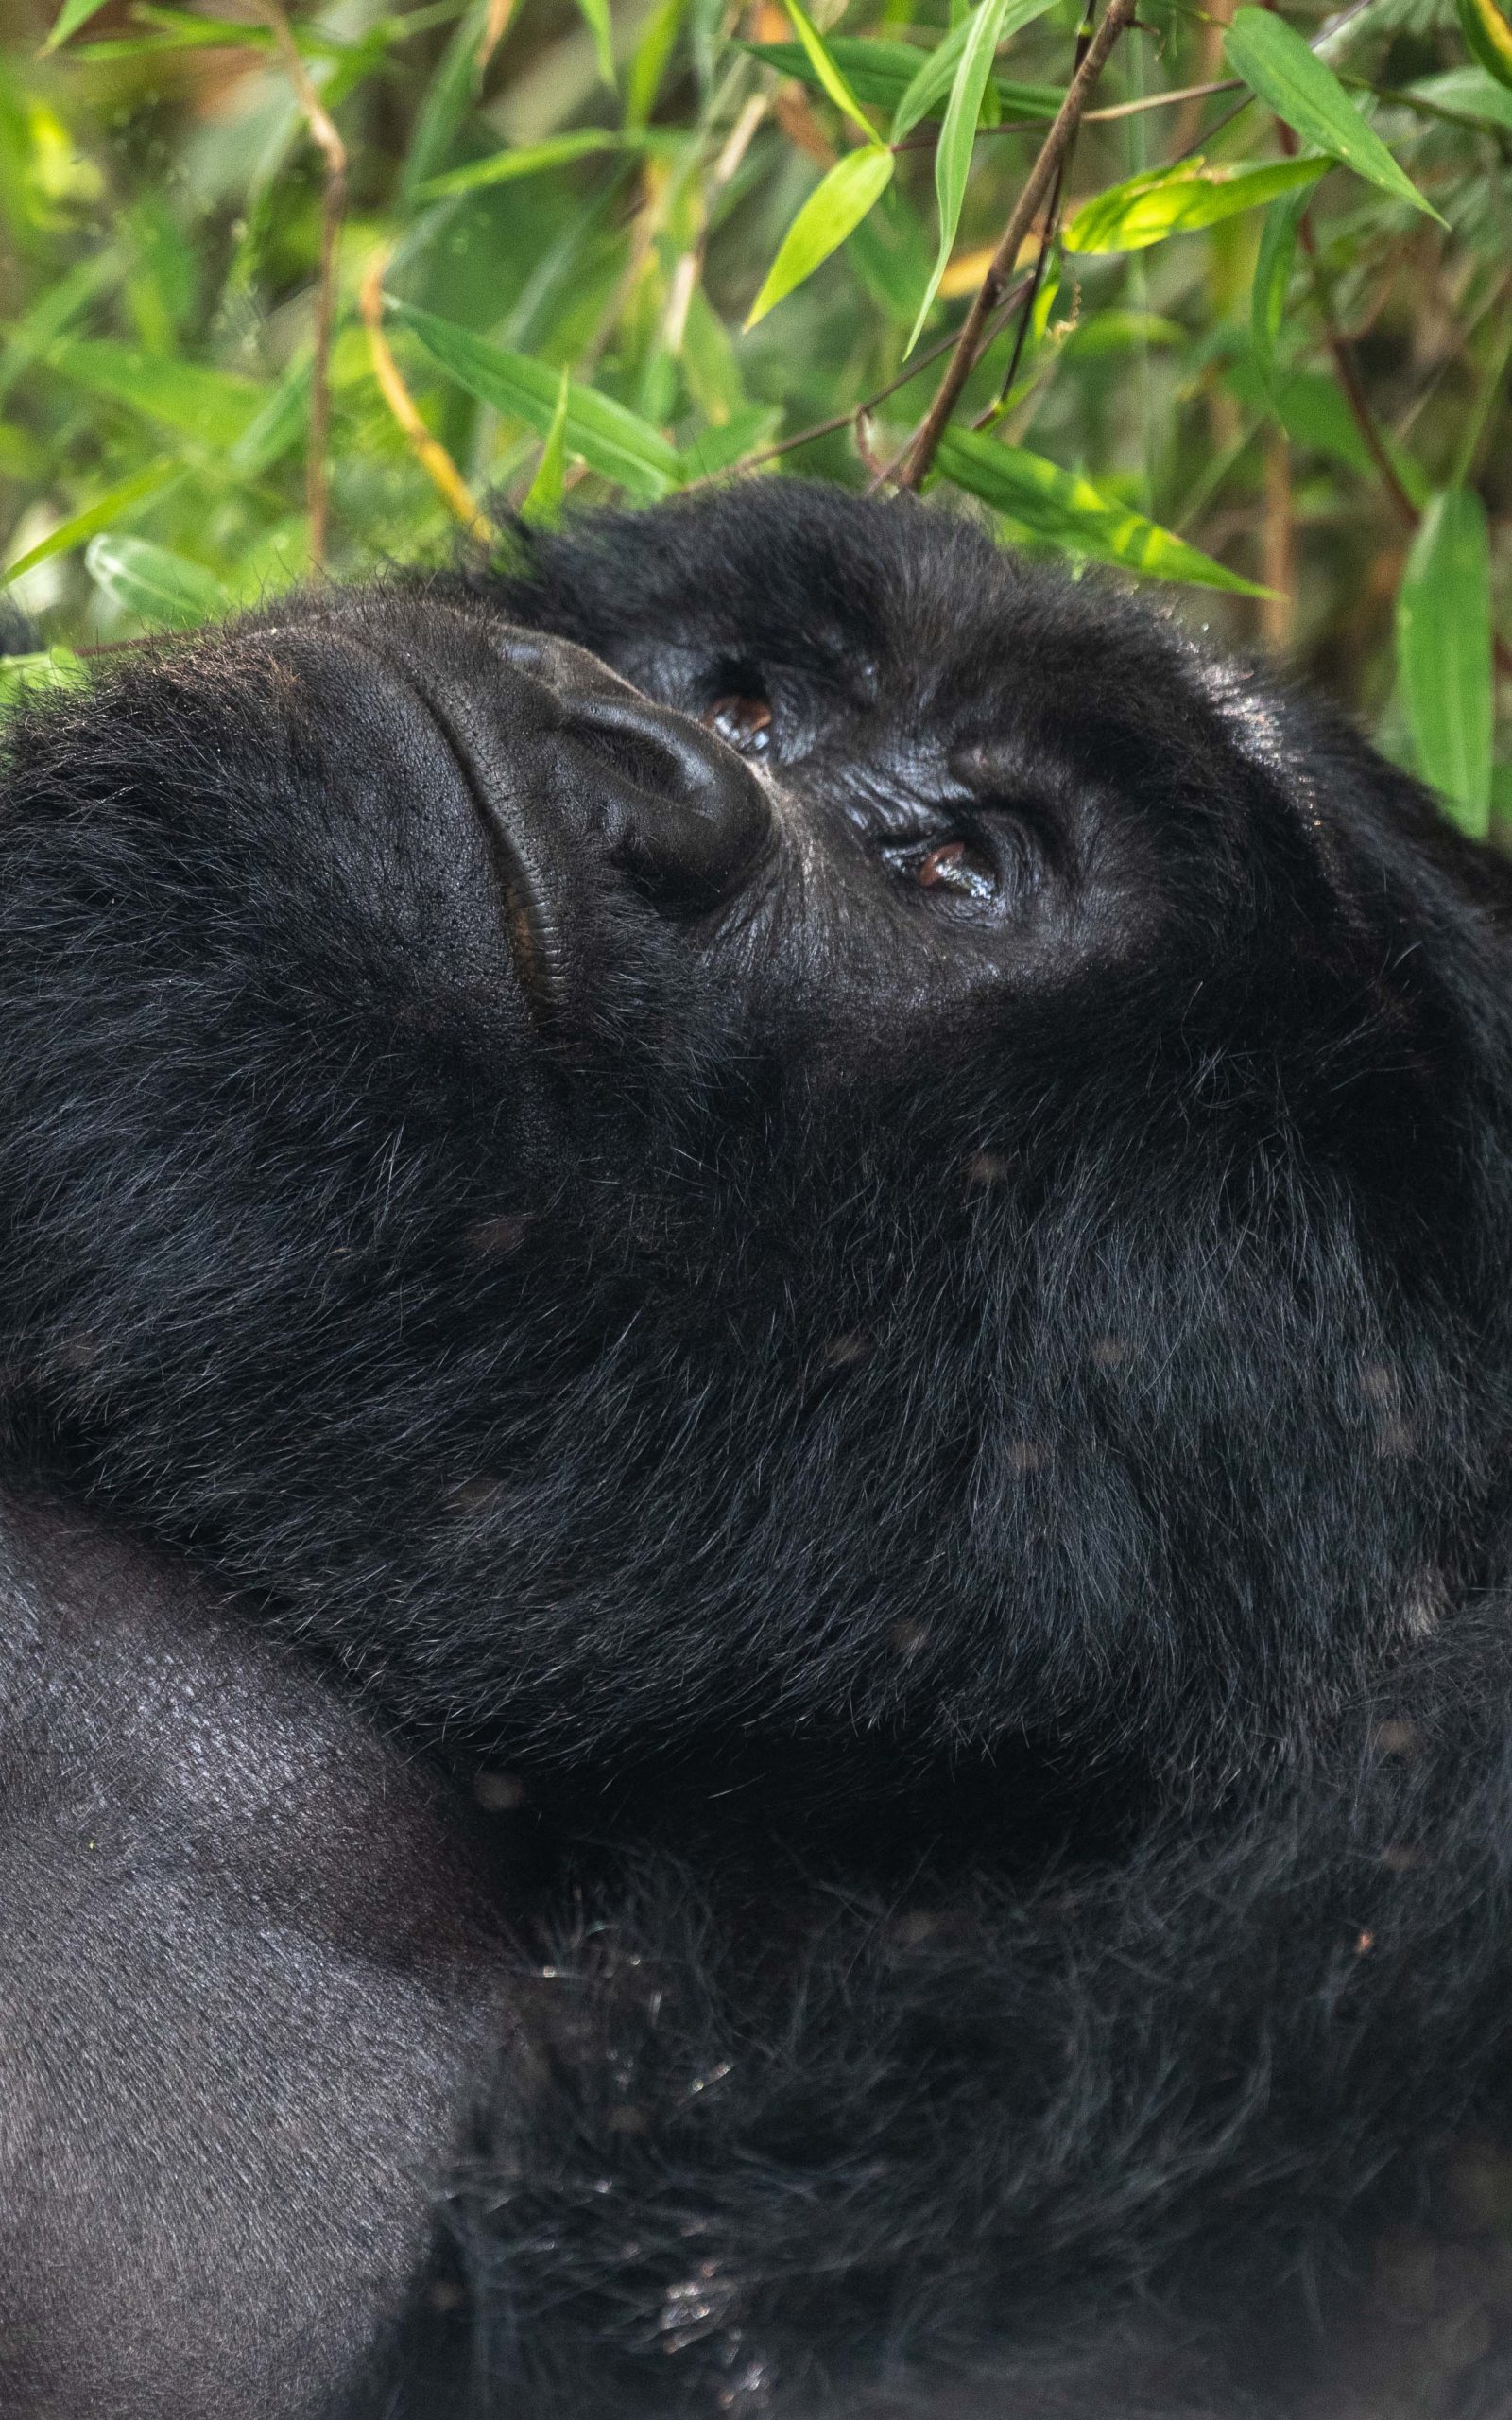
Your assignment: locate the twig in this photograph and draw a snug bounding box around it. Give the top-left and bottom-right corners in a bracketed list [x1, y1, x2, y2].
[358, 249, 497, 544]
[893, 0, 1142, 493]
[249, 0, 348, 570]
[679, 273, 1034, 493]
[889, 76, 1240, 153]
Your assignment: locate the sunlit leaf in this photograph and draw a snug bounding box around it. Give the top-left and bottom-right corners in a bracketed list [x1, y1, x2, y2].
[418, 130, 631, 199]
[520, 368, 570, 527]
[1250, 185, 1311, 383]
[1224, 8, 1445, 221]
[1396, 489, 1493, 835]
[1065, 155, 1325, 254]
[46, 338, 264, 445]
[779, 0, 877, 141]
[1, 463, 181, 589]
[0, 648, 88, 714]
[85, 534, 231, 630]
[391, 302, 679, 497]
[41, 0, 113, 52]
[1457, 0, 1512, 90]
[747, 147, 895, 328]
[932, 424, 1269, 594]
[574, 0, 615, 86]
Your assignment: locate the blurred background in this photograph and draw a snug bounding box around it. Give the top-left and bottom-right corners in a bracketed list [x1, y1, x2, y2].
[0, 0, 1507, 829]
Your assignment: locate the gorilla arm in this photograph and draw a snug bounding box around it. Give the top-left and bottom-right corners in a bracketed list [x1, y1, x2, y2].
[0, 1487, 503, 2420]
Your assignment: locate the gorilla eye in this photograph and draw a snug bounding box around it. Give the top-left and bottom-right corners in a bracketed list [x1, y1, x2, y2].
[911, 838, 997, 900]
[702, 695, 772, 757]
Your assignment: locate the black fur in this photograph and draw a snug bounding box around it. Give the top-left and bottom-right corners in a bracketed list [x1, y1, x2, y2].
[2, 482, 1512, 2416]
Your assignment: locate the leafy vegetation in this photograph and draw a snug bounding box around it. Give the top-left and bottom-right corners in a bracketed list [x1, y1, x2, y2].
[1, 0, 1508, 833]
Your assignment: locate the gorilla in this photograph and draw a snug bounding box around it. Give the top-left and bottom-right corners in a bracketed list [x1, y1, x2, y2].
[2, 479, 1512, 2420]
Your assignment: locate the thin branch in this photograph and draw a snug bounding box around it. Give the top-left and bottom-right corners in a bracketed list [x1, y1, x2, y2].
[890, 75, 1239, 153]
[893, 0, 1142, 493]
[679, 273, 1034, 493]
[249, 0, 348, 570]
[358, 249, 497, 544]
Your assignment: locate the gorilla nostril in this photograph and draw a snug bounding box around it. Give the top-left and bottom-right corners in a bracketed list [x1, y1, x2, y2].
[561, 690, 773, 912]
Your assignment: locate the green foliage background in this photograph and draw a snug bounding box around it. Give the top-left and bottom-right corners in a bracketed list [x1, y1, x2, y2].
[1, 0, 1508, 833]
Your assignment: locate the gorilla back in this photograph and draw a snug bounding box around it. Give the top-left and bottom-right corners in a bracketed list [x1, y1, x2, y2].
[2, 481, 1512, 2417]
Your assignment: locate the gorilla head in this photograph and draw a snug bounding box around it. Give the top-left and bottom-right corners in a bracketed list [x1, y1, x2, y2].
[1, 481, 1508, 1791]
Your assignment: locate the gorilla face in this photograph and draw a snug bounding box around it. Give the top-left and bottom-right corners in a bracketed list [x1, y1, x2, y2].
[1, 484, 1507, 1781]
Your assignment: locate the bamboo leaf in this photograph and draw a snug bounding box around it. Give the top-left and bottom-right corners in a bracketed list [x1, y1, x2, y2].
[574, 0, 616, 87]
[1250, 185, 1312, 382]
[779, 0, 878, 140]
[1410, 63, 1512, 127]
[746, 36, 1059, 119]
[1065, 155, 1325, 255]
[1457, 0, 1512, 91]
[933, 424, 1270, 594]
[46, 337, 264, 445]
[41, 0, 113, 52]
[85, 534, 231, 629]
[905, 0, 1022, 354]
[1396, 488, 1493, 835]
[891, 0, 1057, 139]
[626, 0, 690, 128]
[520, 369, 570, 527]
[746, 147, 895, 328]
[1224, 8, 1445, 221]
[418, 130, 631, 199]
[2, 463, 181, 589]
[391, 302, 679, 497]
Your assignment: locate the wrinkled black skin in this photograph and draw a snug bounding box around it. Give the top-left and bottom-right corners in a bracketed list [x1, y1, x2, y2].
[4, 483, 1512, 2418]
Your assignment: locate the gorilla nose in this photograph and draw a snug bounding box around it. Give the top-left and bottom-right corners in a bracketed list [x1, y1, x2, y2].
[557, 686, 772, 911]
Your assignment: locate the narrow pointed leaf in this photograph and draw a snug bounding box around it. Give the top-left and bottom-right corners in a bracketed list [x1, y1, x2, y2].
[933, 424, 1270, 594]
[780, 0, 877, 140]
[2, 463, 181, 590]
[85, 534, 231, 629]
[391, 303, 679, 497]
[891, 0, 1057, 138]
[1457, 0, 1512, 91]
[41, 0, 112, 51]
[906, 0, 1016, 354]
[1410, 64, 1512, 127]
[1065, 155, 1324, 254]
[1251, 185, 1311, 382]
[46, 337, 263, 445]
[520, 369, 570, 528]
[574, 0, 616, 86]
[1224, 8, 1445, 221]
[746, 147, 895, 328]
[1396, 488, 1493, 836]
[745, 36, 1060, 118]
[626, 0, 690, 128]
[419, 130, 630, 199]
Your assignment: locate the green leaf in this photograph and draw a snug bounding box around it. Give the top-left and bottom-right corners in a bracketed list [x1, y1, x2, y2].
[85, 534, 231, 630]
[1457, 0, 1512, 90]
[391, 302, 679, 498]
[1250, 185, 1311, 383]
[1061, 307, 1185, 358]
[891, 0, 1057, 140]
[904, 0, 1020, 354]
[46, 337, 264, 446]
[41, 0, 114, 52]
[626, 0, 689, 129]
[747, 146, 895, 328]
[0, 648, 88, 717]
[1396, 488, 1493, 836]
[675, 403, 782, 480]
[1, 463, 181, 590]
[399, 0, 490, 208]
[227, 355, 313, 478]
[779, 0, 877, 141]
[1065, 154, 1325, 254]
[1411, 62, 1512, 126]
[932, 424, 1270, 594]
[745, 36, 1060, 118]
[520, 369, 570, 527]
[1224, 8, 1445, 222]
[574, 0, 616, 86]
[418, 130, 630, 199]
